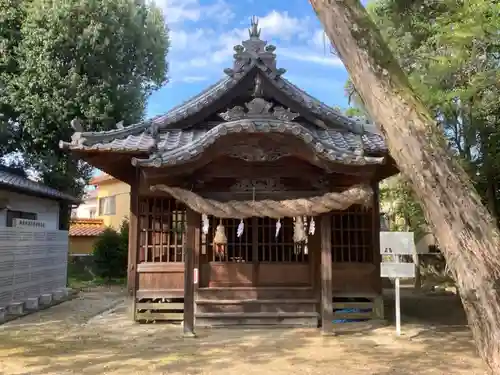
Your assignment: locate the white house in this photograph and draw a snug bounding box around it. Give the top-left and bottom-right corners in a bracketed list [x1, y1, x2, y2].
[71, 188, 97, 219]
[0, 165, 78, 312]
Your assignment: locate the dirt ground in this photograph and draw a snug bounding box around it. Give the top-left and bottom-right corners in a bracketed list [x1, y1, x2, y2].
[0, 287, 486, 375]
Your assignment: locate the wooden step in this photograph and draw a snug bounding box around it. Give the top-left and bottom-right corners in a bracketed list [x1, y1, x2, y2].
[197, 287, 314, 300]
[196, 311, 319, 327]
[134, 299, 184, 322]
[136, 289, 183, 299]
[196, 299, 317, 304]
[196, 299, 318, 314]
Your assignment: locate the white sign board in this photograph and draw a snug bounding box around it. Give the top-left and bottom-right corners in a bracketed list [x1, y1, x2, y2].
[381, 262, 415, 278]
[380, 231, 415, 255]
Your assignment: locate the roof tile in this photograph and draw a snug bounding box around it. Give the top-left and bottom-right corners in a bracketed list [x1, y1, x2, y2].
[69, 218, 106, 237]
[0, 168, 78, 202]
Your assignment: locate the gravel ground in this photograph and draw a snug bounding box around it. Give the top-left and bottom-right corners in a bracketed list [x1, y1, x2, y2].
[0, 287, 486, 375]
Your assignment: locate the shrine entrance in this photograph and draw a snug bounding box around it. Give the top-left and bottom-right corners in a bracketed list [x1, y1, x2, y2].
[201, 216, 312, 288]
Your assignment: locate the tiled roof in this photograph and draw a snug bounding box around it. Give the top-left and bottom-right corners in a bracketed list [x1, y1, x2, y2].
[69, 218, 106, 237]
[0, 166, 79, 203]
[131, 120, 386, 168]
[59, 19, 389, 168]
[89, 173, 115, 185]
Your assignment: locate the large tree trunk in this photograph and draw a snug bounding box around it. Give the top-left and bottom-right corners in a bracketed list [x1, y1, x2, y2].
[309, 0, 500, 372]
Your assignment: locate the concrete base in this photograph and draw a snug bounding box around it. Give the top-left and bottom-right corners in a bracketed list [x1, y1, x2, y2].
[0, 307, 5, 323]
[62, 287, 73, 297]
[7, 302, 24, 316]
[52, 290, 65, 301]
[40, 293, 53, 305]
[24, 297, 39, 310]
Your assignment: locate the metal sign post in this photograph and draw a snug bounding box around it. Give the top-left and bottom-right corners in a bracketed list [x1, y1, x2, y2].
[380, 231, 415, 336]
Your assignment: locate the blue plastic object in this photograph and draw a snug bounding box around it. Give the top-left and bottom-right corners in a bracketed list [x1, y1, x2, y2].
[332, 308, 371, 323]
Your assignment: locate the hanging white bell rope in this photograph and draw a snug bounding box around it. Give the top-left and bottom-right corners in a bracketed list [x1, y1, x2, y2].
[202, 214, 209, 235]
[308, 217, 316, 235]
[237, 219, 244, 237]
[275, 218, 282, 238]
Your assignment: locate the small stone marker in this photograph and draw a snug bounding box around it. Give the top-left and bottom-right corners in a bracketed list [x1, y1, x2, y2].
[25, 297, 39, 310]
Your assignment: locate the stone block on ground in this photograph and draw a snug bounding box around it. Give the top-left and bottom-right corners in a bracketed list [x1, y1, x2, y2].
[52, 290, 65, 301]
[7, 301, 24, 315]
[24, 297, 39, 310]
[40, 293, 52, 305]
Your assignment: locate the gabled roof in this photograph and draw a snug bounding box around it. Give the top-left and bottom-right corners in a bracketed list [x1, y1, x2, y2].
[60, 19, 388, 169]
[0, 165, 79, 203]
[69, 218, 105, 237]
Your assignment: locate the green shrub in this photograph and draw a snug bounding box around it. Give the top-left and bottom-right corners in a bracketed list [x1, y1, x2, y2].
[92, 222, 128, 280]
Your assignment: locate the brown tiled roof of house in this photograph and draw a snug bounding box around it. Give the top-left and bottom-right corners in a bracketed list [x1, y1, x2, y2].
[69, 218, 106, 237]
[89, 173, 115, 185]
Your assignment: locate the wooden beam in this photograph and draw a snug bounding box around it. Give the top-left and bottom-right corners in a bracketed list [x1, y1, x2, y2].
[127, 169, 139, 297]
[320, 213, 334, 334]
[82, 153, 140, 185]
[144, 155, 376, 182]
[184, 208, 198, 337]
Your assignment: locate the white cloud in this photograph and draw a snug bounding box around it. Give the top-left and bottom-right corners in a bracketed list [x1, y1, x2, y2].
[156, 4, 344, 85]
[179, 76, 209, 83]
[257, 11, 304, 40]
[280, 48, 343, 67]
[155, 0, 234, 24]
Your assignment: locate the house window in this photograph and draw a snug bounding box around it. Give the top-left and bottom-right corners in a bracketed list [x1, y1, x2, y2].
[89, 209, 96, 218]
[98, 196, 116, 216]
[6, 210, 38, 227]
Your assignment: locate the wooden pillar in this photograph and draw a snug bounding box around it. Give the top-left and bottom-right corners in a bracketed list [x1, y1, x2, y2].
[184, 208, 199, 337]
[372, 182, 384, 319]
[372, 183, 382, 293]
[127, 170, 139, 297]
[320, 213, 333, 334]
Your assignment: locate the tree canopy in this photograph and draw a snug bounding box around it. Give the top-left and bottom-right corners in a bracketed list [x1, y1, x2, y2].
[352, 0, 500, 234]
[0, 0, 169, 197]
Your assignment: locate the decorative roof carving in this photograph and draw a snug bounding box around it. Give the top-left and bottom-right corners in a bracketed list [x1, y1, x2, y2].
[230, 178, 286, 192]
[224, 17, 286, 79]
[225, 138, 291, 162]
[71, 118, 83, 132]
[219, 98, 299, 122]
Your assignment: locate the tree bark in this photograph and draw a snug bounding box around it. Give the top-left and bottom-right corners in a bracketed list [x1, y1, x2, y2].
[309, 0, 500, 373]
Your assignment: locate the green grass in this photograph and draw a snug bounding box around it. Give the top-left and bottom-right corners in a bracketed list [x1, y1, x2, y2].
[67, 258, 126, 290]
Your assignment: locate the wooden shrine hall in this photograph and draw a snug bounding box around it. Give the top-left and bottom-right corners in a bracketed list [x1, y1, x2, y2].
[60, 19, 397, 333]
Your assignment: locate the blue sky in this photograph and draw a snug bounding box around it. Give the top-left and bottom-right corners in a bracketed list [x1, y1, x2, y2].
[146, 0, 364, 118]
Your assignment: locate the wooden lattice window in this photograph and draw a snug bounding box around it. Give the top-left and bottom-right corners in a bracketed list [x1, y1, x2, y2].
[138, 197, 186, 263]
[257, 217, 308, 263]
[331, 205, 373, 263]
[206, 217, 253, 262]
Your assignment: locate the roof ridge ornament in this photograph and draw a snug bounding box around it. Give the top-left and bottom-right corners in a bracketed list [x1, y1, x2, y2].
[249, 16, 261, 38]
[224, 17, 286, 79]
[218, 98, 299, 122]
